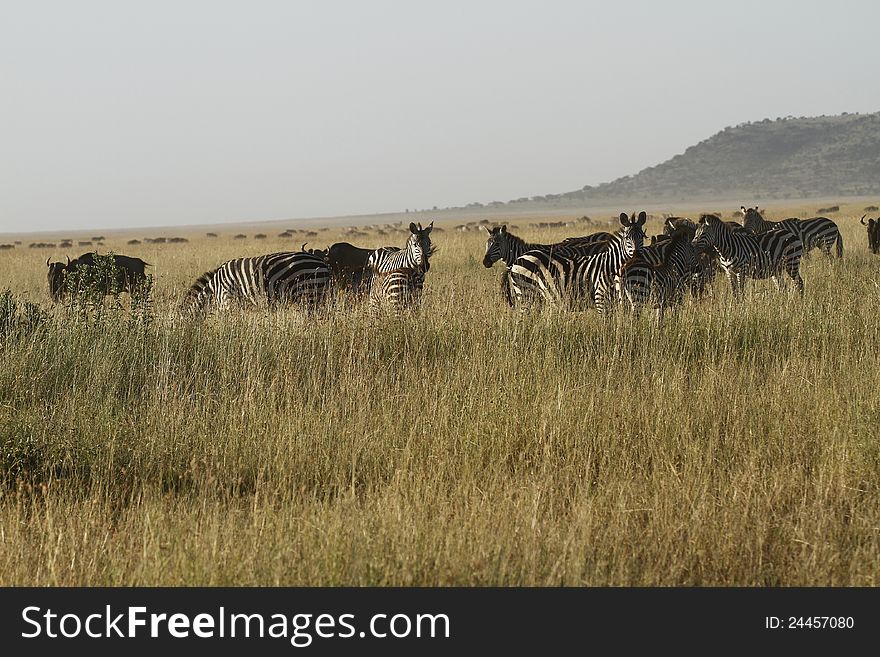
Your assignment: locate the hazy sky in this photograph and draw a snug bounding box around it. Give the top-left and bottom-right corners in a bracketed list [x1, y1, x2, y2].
[3, 0, 879, 232]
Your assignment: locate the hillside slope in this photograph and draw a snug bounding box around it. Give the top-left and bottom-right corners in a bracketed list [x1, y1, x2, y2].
[491, 112, 880, 208]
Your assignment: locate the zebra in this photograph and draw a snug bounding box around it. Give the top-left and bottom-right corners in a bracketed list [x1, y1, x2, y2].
[180, 251, 331, 317]
[483, 225, 614, 305]
[481, 224, 613, 269]
[659, 216, 743, 296]
[691, 214, 804, 297]
[861, 215, 880, 254]
[367, 222, 434, 274]
[740, 206, 843, 258]
[369, 267, 424, 312]
[507, 212, 647, 313]
[616, 226, 700, 320]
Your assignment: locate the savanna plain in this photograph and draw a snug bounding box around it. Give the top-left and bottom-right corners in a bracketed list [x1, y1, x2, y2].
[1, 201, 879, 586]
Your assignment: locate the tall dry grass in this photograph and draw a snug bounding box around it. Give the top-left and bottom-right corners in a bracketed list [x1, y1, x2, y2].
[0, 205, 879, 585]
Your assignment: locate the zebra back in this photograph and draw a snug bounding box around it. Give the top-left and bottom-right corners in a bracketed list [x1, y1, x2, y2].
[482, 224, 613, 268]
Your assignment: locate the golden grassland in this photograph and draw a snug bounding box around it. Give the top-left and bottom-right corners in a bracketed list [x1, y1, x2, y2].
[1, 201, 879, 585]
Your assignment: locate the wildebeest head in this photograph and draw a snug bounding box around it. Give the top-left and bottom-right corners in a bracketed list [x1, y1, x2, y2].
[46, 256, 70, 301]
[862, 215, 880, 254]
[407, 221, 434, 272]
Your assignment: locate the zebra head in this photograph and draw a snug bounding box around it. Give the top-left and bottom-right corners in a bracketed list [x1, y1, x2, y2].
[617, 211, 646, 259]
[407, 221, 434, 272]
[692, 214, 724, 252]
[482, 225, 507, 268]
[740, 206, 763, 232]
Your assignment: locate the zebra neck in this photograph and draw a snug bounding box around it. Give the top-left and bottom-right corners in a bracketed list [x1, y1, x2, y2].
[503, 234, 532, 265]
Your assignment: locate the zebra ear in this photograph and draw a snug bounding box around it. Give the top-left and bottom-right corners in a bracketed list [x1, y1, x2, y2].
[619, 213, 629, 226]
[637, 211, 647, 225]
[425, 221, 433, 234]
[740, 206, 747, 215]
[500, 224, 507, 233]
[409, 222, 418, 233]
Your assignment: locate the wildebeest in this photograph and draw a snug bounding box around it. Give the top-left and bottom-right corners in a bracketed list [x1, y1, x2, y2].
[327, 241, 389, 294]
[861, 215, 880, 254]
[46, 252, 150, 301]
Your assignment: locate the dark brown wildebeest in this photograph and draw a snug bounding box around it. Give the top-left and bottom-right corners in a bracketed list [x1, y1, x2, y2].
[46, 252, 150, 301]
[861, 215, 880, 254]
[327, 241, 385, 293]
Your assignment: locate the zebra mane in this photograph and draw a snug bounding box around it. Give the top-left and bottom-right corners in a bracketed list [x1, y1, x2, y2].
[179, 267, 218, 315]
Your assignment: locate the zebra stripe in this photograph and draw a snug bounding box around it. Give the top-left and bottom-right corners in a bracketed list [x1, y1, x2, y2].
[692, 214, 804, 297]
[507, 212, 647, 313]
[369, 268, 424, 311]
[180, 251, 331, 316]
[481, 225, 613, 268]
[367, 222, 435, 273]
[741, 206, 843, 258]
[616, 227, 699, 317]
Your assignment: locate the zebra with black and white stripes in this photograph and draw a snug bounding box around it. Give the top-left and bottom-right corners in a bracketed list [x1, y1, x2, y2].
[616, 226, 699, 319]
[692, 214, 804, 297]
[481, 225, 613, 269]
[507, 212, 647, 312]
[180, 250, 331, 317]
[741, 206, 843, 258]
[367, 222, 435, 274]
[370, 268, 425, 312]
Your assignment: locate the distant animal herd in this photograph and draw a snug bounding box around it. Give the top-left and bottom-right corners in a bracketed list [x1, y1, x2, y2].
[30, 205, 880, 320]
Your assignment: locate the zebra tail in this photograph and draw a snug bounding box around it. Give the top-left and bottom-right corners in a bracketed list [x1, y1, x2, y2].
[500, 267, 515, 308]
[836, 232, 844, 258]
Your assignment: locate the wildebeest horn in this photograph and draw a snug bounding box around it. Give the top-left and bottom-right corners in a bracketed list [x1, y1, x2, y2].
[861, 214, 868, 226]
[46, 258, 51, 267]
[302, 242, 308, 251]
[66, 256, 70, 266]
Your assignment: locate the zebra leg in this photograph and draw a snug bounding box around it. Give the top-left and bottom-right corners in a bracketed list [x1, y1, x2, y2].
[781, 254, 804, 295]
[727, 270, 742, 299]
